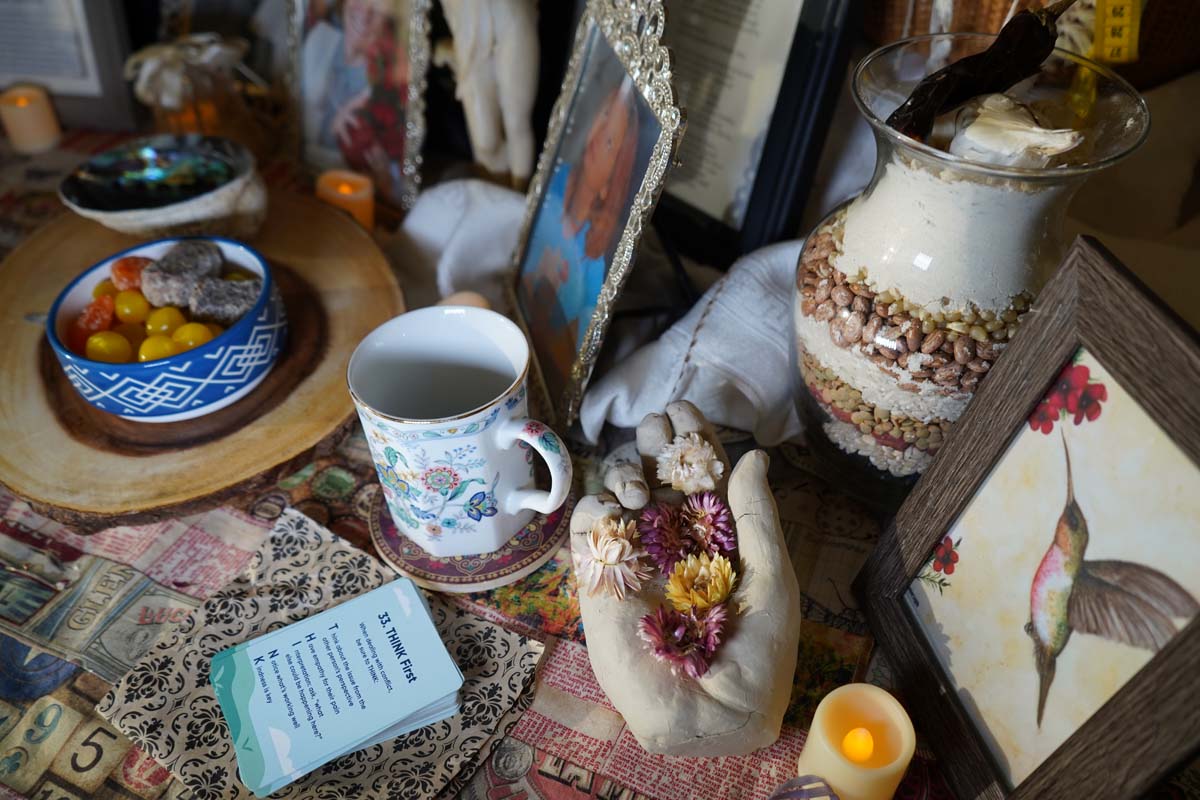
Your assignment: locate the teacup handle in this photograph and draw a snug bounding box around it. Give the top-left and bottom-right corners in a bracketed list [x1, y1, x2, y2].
[496, 419, 572, 515]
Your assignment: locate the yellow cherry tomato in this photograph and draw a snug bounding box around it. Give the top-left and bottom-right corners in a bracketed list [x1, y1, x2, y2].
[114, 321, 146, 352]
[145, 306, 186, 336]
[85, 331, 133, 363]
[171, 322, 214, 351]
[115, 290, 151, 324]
[138, 334, 179, 362]
[92, 278, 118, 299]
[205, 323, 224, 339]
[223, 269, 254, 281]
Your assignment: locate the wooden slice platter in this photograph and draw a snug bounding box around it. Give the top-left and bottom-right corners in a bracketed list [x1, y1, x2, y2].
[0, 191, 405, 531]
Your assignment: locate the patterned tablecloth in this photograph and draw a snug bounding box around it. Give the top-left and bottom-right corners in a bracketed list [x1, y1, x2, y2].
[0, 135, 1190, 800]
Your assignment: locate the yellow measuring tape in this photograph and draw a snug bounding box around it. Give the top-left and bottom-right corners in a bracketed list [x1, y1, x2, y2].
[1092, 0, 1142, 64]
[1067, 0, 1141, 120]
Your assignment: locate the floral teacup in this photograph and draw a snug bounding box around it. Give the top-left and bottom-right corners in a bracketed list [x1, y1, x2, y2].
[348, 306, 572, 557]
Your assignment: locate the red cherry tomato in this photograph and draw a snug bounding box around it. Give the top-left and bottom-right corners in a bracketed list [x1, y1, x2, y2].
[67, 325, 90, 355]
[111, 256, 153, 291]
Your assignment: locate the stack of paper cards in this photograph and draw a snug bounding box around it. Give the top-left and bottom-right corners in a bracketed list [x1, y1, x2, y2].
[210, 578, 464, 796]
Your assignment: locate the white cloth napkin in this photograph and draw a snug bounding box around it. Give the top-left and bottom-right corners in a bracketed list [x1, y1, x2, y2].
[385, 178, 527, 310]
[578, 241, 804, 445]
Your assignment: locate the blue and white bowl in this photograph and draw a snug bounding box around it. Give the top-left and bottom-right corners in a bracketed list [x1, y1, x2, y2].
[46, 237, 288, 422]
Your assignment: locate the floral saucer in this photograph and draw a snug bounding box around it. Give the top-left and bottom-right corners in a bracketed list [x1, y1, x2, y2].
[369, 490, 574, 593]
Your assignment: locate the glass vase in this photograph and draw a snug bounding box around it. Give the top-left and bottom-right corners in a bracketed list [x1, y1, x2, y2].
[792, 33, 1148, 509]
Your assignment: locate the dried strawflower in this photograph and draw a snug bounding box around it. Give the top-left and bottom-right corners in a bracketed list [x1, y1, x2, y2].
[594, 514, 638, 543]
[682, 492, 736, 558]
[638, 604, 727, 680]
[665, 553, 736, 612]
[572, 517, 651, 600]
[656, 432, 724, 494]
[638, 502, 694, 574]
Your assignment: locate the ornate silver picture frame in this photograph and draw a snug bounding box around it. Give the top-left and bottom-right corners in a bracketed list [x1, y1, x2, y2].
[510, 0, 684, 427]
[287, 0, 430, 208]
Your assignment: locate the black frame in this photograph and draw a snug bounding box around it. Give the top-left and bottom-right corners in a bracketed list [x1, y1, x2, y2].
[654, 0, 858, 267]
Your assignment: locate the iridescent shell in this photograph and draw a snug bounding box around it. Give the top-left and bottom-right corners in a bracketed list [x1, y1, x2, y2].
[59, 134, 251, 212]
[58, 135, 266, 239]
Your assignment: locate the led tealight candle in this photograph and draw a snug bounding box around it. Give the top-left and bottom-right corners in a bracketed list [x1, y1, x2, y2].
[0, 85, 61, 154]
[316, 169, 374, 230]
[795, 684, 915, 800]
[842, 727, 874, 763]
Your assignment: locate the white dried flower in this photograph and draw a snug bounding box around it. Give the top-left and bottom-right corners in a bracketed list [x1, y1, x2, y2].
[656, 432, 724, 494]
[572, 517, 652, 601]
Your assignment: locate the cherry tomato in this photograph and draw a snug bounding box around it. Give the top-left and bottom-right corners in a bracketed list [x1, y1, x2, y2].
[171, 322, 214, 351]
[111, 256, 152, 290]
[115, 290, 151, 324]
[85, 331, 133, 363]
[114, 322, 146, 352]
[223, 269, 254, 282]
[138, 334, 179, 362]
[66, 326, 90, 355]
[204, 323, 224, 338]
[92, 279, 118, 299]
[145, 306, 186, 336]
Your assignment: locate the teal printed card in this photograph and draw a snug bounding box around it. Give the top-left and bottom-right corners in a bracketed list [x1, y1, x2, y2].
[209, 579, 463, 796]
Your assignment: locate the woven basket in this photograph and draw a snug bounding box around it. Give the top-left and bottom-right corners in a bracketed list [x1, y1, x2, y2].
[1114, 0, 1200, 89]
[862, 0, 1034, 45]
[863, 0, 1198, 90]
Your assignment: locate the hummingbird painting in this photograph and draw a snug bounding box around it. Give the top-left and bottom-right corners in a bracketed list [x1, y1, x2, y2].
[1026, 434, 1199, 727]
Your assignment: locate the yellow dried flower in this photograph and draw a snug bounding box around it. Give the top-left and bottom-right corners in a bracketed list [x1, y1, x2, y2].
[665, 553, 736, 612]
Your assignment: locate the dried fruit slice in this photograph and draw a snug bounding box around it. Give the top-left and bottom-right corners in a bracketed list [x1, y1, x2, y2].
[67, 295, 115, 354]
[111, 256, 153, 291]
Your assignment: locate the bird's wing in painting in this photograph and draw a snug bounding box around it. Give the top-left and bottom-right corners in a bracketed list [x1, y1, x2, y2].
[1085, 560, 1200, 618]
[1068, 561, 1199, 651]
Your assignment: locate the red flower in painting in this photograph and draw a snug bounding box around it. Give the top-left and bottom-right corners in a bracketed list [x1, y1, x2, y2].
[932, 536, 959, 575]
[1049, 364, 1090, 411]
[1028, 399, 1060, 435]
[1072, 382, 1107, 425]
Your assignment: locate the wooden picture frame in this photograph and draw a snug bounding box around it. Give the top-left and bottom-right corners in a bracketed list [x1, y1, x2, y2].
[855, 237, 1200, 800]
[287, 0, 431, 209]
[508, 0, 684, 427]
[652, 0, 856, 268]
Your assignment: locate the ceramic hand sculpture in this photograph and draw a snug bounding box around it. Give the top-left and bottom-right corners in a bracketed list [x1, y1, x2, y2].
[439, 0, 539, 186]
[570, 401, 802, 757]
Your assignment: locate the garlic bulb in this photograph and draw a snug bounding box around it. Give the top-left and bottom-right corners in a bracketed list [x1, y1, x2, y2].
[949, 94, 1083, 168]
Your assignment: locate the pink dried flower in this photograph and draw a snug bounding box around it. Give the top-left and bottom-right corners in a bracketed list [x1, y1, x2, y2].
[682, 492, 736, 558]
[638, 603, 728, 680]
[638, 502, 695, 574]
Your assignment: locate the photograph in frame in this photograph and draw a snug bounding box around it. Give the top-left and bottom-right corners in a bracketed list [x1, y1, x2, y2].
[653, 0, 854, 266]
[512, 0, 684, 425]
[289, 0, 429, 207]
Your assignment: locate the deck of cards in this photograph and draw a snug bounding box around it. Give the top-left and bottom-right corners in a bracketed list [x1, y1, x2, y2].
[209, 579, 464, 796]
